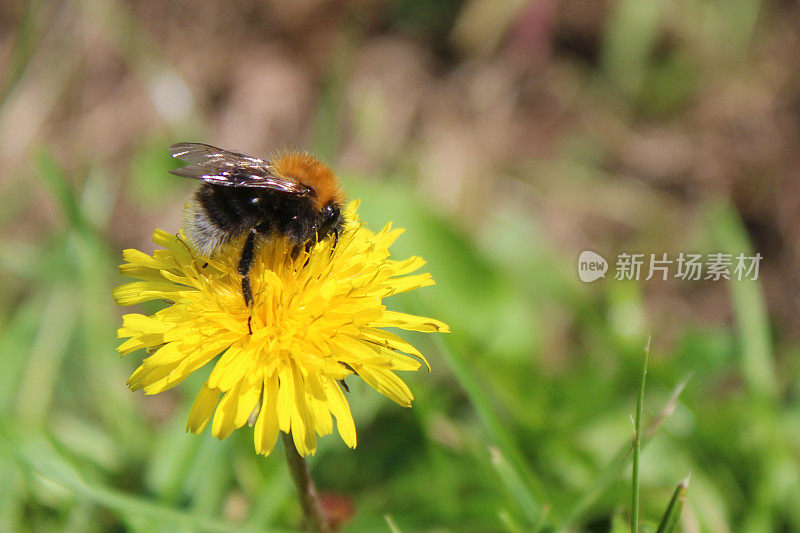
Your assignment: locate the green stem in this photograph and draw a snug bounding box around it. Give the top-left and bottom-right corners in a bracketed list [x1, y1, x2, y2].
[282, 432, 331, 533]
[632, 338, 650, 533]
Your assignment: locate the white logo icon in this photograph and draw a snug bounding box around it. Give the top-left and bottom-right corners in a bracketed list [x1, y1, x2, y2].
[578, 251, 608, 282]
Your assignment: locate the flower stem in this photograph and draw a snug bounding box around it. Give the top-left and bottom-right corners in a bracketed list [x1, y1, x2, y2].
[282, 432, 331, 533]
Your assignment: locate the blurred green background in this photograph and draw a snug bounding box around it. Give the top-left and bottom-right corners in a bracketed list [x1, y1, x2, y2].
[1, 0, 799, 531]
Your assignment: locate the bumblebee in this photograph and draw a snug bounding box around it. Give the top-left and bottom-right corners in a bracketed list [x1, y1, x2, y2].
[169, 142, 345, 307]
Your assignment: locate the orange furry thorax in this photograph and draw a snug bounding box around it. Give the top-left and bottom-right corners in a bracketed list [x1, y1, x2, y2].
[271, 151, 343, 209]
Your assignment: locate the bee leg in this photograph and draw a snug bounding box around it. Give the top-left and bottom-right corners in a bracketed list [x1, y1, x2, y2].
[175, 233, 207, 268]
[238, 229, 258, 334]
[238, 229, 257, 295]
[339, 361, 356, 392]
[328, 227, 339, 259]
[289, 240, 314, 266]
[300, 240, 315, 268]
[241, 278, 253, 306]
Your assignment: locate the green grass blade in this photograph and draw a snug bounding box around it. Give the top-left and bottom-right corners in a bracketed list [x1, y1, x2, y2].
[0, 453, 24, 532]
[0, 293, 46, 411]
[34, 148, 88, 234]
[489, 446, 546, 527]
[601, 0, 663, 100]
[433, 334, 549, 525]
[708, 203, 776, 402]
[243, 470, 293, 532]
[1, 0, 40, 102]
[15, 287, 79, 424]
[631, 338, 650, 533]
[708, 202, 779, 533]
[498, 509, 525, 533]
[655, 474, 690, 533]
[384, 514, 403, 533]
[557, 373, 689, 531]
[0, 422, 290, 533]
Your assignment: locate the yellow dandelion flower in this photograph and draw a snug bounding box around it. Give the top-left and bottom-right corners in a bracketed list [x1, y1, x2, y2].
[113, 201, 448, 456]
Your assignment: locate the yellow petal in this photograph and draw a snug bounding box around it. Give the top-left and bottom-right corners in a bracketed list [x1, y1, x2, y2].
[117, 337, 150, 356]
[119, 313, 173, 335]
[305, 372, 332, 436]
[371, 311, 450, 333]
[141, 342, 183, 367]
[276, 364, 294, 433]
[211, 383, 241, 440]
[383, 273, 435, 295]
[290, 362, 317, 456]
[128, 360, 179, 391]
[112, 282, 186, 305]
[254, 373, 280, 456]
[207, 345, 250, 391]
[234, 381, 263, 428]
[387, 256, 427, 276]
[187, 383, 220, 434]
[167, 339, 230, 384]
[359, 328, 423, 357]
[324, 378, 356, 448]
[357, 365, 414, 407]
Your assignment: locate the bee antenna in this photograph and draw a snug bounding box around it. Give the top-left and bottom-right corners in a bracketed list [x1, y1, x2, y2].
[175, 233, 205, 268]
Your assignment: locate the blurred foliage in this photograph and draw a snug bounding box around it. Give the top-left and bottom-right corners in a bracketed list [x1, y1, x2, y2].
[1, 0, 800, 531]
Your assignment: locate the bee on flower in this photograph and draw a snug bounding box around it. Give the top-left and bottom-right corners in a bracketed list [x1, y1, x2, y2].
[113, 144, 448, 457]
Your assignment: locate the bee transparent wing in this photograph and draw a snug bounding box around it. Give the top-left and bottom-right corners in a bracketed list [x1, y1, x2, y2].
[168, 142, 312, 194]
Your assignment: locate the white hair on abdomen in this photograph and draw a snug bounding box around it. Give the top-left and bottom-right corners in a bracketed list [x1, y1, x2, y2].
[183, 202, 229, 257]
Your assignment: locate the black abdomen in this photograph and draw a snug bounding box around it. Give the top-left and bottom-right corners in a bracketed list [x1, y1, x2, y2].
[188, 184, 319, 255]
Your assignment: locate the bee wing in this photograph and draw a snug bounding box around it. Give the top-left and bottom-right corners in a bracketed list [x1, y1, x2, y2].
[168, 142, 312, 195]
